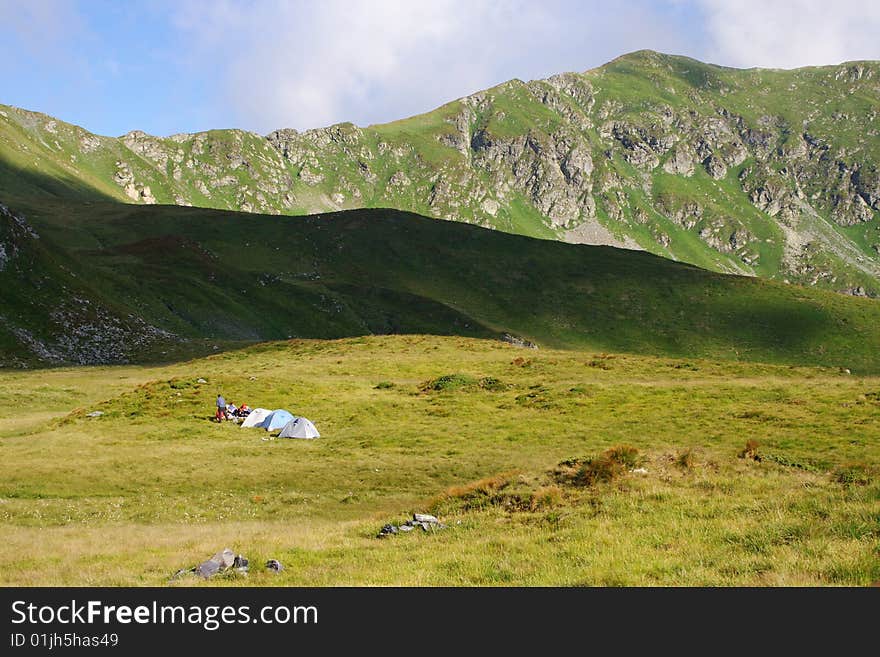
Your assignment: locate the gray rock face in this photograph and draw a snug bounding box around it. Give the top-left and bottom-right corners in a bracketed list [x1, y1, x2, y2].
[663, 146, 695, 176]
[3, 54, 879, 295]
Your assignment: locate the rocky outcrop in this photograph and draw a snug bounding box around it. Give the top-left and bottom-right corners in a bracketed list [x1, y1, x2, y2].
[114, 161, 156, 203]
[2, 52, 879, 295]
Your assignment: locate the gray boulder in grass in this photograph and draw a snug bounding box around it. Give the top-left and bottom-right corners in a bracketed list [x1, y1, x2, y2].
[214, 548, 236, 569]
[195, 548, 237, 578]
[196, 559, 221, 579]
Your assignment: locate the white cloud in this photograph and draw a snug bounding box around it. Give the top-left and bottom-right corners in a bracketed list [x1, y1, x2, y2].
[0, 0, 88, 63]
[698, 0, 880, 69]
[172, 0, 555, 132]
[170, 0, 691, 133]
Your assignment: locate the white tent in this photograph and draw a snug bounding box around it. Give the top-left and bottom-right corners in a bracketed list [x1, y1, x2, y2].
[240, 408, 272, 428]
[278, 417, 321, 439]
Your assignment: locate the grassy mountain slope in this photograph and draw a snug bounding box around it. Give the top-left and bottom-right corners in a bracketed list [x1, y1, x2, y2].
[1, 51, 879, 294]
[2, 335, 878, 585]
[2, 198, 879, 372]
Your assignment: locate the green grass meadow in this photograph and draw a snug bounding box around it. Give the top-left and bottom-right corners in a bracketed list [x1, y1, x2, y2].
[1, 335, 877, 586]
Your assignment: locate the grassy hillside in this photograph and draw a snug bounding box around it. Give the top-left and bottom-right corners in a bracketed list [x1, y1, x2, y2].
[1, 335, 877, 586]
[1, 50, 879, 294]
[2, 199, 880, 372]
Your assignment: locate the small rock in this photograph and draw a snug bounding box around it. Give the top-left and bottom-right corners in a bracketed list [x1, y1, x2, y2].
[501, 333, 538, 349]
[399, 524, 414, 532]
[213, 548, 236, 569]
[233, 555, 249, 570]
[413, 513, 439, 524]
[86, 411, 104, 417]
[196, 559, 221, 579]
[197, 378, 207, 383]
[265, 559, 283, 573]
[632, 467, 649, 475]
[377, 523, 399, 537]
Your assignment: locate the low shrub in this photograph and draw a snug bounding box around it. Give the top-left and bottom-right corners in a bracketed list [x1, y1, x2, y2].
[419, 374, 508, 392]
[762, 453, 823, 474]
[478, 376, 508, 391]
[420, 374, 478, 392]
[833, 463, 875, 487]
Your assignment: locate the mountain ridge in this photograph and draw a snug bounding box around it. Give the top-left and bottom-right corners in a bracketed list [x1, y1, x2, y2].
[1, 50, 879, 293]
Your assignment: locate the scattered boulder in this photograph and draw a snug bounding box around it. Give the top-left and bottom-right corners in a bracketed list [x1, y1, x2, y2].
[376, 513, 447, 538]
[265, 559, 284, 573]
[174, 547, 250, 580]
[214, 548, 236, 569]
[413, 513, 439, 524]
[501, 333, 538, 349]
[86, 411, 104, 417]
[376, 523, 399, 538]
[196, 559, 221, 579]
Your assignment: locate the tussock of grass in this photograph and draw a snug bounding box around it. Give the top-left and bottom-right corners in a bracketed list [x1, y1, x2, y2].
[529, 485, 565, 511]
[556, 445, 643, 487]
[675, 449, 696, 471]
[738, 439, 761, 461]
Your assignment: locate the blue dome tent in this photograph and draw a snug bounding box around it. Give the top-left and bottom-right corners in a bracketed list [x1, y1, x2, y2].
[262, 410, 294, 431]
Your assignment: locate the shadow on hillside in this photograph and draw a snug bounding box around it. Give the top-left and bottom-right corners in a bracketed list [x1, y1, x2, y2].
[0, 153, 121, 208]
[0, 158, 877, 372]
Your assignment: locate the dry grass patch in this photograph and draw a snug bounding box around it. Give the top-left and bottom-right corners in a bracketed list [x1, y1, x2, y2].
[555, 445, 644, 488]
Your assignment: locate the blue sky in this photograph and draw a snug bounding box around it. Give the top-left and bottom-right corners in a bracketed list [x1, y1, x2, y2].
[2, 0, 879, 136]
